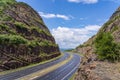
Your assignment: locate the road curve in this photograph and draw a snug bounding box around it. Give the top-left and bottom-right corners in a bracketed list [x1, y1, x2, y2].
[35, 53, 81, 80]
[0, 53, 69, 80]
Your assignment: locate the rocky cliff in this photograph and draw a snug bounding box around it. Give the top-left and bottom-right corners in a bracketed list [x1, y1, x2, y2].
[0, 0, 60, 71]
[74, 6, 120, 80]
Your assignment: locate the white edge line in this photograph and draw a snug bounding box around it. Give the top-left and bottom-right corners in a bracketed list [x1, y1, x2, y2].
[61, 60, 80, 80]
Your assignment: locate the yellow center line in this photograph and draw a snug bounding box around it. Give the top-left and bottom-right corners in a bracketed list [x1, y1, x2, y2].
[16, 54, 73, 80]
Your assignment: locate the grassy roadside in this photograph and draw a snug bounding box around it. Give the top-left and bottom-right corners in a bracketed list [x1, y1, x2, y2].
[17, 53, 73, 80]
[0, 53, 63, 76]
[70, 73, 76, 80]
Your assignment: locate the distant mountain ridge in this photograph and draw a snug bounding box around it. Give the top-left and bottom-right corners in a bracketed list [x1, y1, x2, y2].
[0, 0, 60, 71]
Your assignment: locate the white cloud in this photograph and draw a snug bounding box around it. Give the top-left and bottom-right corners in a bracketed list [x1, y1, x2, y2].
[85, 25, 101, 31]
[39, 12, 71, 20]
[80, 18, 84, 20]
[80, 17, 88, 20]
[51, 25, 101, 49]
[56, 14, 70, 20]
[68, 0, 98, 4]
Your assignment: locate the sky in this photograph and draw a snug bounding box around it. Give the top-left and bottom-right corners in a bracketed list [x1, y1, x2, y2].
[17, 0, 120, 49]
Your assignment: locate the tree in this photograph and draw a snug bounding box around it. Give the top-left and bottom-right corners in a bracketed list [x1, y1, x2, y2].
[95, 32, 120, 62]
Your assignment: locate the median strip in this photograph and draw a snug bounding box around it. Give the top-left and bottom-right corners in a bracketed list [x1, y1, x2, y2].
[16, 54, 73, 80]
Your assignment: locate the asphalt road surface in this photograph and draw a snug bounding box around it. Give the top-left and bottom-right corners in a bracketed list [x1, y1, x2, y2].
[0, 53, 70, 80]
[35, 53, 80, 80]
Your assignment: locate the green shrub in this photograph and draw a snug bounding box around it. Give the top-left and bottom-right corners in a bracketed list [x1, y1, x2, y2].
[0, 34, 28, 45]
[0, 0, 16, 4]
[76, 44, 84, 49]
[0, 24, 9, 30]
[95, 32, 120, 62]
[28, 40, 39, 47]
[111, 26, 119, 32]
[31, 27, 51, 36]
[2, 16, 13, 21]
[77, 44, 90, 49]
[0, 24, 16, 34]
[14, 22, 29, 30]
[39, 40, 57, 47]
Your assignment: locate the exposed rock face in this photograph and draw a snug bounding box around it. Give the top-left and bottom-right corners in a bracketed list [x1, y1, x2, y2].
[74, 6, 120, 80]
[0, 0, 60, 71]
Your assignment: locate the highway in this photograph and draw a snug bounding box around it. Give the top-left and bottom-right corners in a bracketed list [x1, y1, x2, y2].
[35, 54, 80, 80]
[0, 53, 80, 80]
[0, 53, 69, 80]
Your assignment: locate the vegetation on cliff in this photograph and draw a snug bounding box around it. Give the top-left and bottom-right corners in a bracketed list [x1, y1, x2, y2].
[76, 6, 120, 62]
[74, 7, 120, 80]
[0, 0, 60, 71]
[95, 32, 120, 62]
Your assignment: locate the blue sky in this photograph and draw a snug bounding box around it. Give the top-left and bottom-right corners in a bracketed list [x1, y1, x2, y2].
[17, 0, 120, 49]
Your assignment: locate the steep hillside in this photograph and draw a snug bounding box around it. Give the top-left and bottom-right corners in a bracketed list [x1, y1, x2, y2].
[74, 7, 120, 80]
[0, 0, 60, 71]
